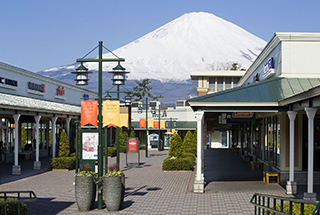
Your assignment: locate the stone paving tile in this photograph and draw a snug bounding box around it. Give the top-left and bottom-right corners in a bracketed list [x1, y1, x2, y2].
[0, 149, 290, 215]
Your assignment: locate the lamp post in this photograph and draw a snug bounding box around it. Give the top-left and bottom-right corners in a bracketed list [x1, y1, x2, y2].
[72, 41, 125, 210]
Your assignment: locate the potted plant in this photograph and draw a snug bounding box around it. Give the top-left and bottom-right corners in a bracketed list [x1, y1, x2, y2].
[103, 163, 125, 211]
[75, 163, 97, 211]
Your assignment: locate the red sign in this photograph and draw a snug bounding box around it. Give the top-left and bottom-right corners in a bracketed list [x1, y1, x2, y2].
[154, 121, 159, 129]
[232, 112, 254, 118]
[128, 138, 138, 153]
[139, 119, 146, 128]
[56, 86, 65, 96]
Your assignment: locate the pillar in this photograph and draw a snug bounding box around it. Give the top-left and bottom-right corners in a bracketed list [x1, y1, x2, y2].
[304, 107, 317, 200]
[51, 117, 58, 158]
[12, 114, 21, 175]
[66, 117, 71, 145]
[194, 111, 205, 193]
[286, 111, 297, 195]
[34, 116, 41, 170]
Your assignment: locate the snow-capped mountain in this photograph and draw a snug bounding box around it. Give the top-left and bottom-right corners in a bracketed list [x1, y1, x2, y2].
[38, 12, 267, 104]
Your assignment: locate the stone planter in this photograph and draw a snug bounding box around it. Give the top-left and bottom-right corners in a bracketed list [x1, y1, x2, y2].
[103, 175, 125, 211]
[75, 175, 96, 211]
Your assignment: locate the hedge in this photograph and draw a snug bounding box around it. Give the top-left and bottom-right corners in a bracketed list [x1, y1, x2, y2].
[162, 157, 194, 171]
[266, 202, 316, 215]
[0, 198, 28, 215]
[50, 156, 75, 170]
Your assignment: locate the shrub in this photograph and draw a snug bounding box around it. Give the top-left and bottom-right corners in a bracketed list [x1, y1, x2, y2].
[130, 130, 136, 138]
[162, 157, 194, 171]
[50, 157, 75, 170]
[266, 202, 316, 215]
[183, 130, 197, 156]
[58, 129, 69, 157]
[0, 198, 28, 215]
[70, 152, 76, 157]
[183, 152, 196, 163]
[169, 133, 184, 158]
[107, 147, 117, 157]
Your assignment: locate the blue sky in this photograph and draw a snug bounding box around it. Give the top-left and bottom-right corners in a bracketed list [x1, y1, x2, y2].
[1, 0, 319, 72]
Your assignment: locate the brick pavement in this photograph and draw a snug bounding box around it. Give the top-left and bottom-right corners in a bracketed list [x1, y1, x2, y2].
[0, 149, 290, 215]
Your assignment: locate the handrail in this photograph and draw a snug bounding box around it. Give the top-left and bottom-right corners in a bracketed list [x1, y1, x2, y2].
[250, 193, 320, 215]
[0, 191, 37, 215]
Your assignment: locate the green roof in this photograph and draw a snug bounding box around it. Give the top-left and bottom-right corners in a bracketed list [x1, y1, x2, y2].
[188, 78, 320, 103]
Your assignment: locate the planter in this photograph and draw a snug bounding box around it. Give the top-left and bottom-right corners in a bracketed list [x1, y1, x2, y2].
[103, 175, 125, 211]
[75, 175, 96, 211]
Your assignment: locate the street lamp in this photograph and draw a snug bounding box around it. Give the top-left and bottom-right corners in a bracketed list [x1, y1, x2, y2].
[72, 41, 125, 210]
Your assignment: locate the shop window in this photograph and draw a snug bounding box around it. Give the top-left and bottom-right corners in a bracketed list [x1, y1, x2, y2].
[233, 77, 240, 86]
[209, 77, 215, 92]
[217, 77, 223, 91]
[225, 77, 231, 89]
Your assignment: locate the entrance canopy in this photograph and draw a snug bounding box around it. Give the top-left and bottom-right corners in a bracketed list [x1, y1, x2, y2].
[188, 77, 320, 112]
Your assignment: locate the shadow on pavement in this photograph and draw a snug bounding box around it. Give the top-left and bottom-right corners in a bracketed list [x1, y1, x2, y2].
[32, 198, 74, 215]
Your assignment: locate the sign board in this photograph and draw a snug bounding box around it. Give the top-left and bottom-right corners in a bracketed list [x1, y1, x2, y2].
[82, 131, 98, 160]
[128, 138, 138, 153]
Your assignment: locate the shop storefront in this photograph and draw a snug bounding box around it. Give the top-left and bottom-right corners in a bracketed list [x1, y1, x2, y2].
[0, 61, 97, 175]
[189, 33, 320, 200]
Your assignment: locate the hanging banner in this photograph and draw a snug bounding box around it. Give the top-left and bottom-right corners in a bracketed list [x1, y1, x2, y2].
[82, 132, 98, 159]
[154, 121, 159, 129]
[103, 100, 120, 127]
[81, 100, 98, 127]
[140, 119, 146, 128]
[120, 113, 129, 128]
[148, 119, 154, 129]
[160, 121, 166, 129]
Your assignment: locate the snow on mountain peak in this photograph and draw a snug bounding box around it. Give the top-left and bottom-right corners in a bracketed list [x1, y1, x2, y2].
[42, 11, 266, 83]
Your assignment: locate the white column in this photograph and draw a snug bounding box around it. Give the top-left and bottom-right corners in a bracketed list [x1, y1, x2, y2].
[66, 117, 71, 144]
[304, 107, 317, 200]
[194, 111, 204, 193]
[286, 111, 297, 195]
[51, 117, 58, 158]
[12, 114, 21, 175]
[34, 116, 41, 170]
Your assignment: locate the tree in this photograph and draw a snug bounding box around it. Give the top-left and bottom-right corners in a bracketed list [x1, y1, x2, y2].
[21, 125, 27, 150]
[183, 130, 196, 156]
[132, 79, 163, 102]
[169, 133, 184, 158]
[130, 130, 136, 138]
[58, 129, 69, 157]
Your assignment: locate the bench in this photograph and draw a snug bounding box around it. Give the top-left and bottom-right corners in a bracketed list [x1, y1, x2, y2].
[263, 171, 280, 184]
[250, 161, 263, 171]
[242, 155, 253, 163]
[231, 147, 239, 153]
[18, 152, 32, 161]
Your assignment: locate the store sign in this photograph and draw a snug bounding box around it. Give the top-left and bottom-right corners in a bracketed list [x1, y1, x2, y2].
[28, 82, 45, 92]
[128, 138, 138, 153]
[0, 77, 18, 87]
[263, 57, 275, 79]
[82, 132, 98, 159]
[56, 86, 65, 96]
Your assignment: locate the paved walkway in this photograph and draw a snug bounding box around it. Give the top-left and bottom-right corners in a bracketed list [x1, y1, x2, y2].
[0, 149, 290, 214]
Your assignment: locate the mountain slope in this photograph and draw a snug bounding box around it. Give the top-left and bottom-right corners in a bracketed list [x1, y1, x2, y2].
[38, 12, 267, 104]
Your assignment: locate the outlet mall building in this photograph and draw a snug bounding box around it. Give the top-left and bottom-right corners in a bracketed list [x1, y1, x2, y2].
[0, 61, 97, 175]
[189, 33, 320, 199]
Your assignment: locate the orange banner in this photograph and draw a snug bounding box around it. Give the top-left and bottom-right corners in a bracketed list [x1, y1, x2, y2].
[103, 100, 120, 127]
[81, 100, 98, 127]
[148, 119, 154, 129]
[140, 119, 146, 128]
[120, 113, 129, 128]
[154, 121, 159, 129]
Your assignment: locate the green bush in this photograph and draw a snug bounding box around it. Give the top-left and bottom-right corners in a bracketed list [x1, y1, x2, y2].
[70, 152, 76, 157]
[169, 133, 184, 158]
[0, 198, 28, 215]
[58, 129, 69, 157]
[183, 152, 196, 163]
[107, 147, 117, 157]
[183, 130, 197, 156]
[50, 156, 75, 170]
[266, 202, 316, 215]
[162, 157, 194, 171]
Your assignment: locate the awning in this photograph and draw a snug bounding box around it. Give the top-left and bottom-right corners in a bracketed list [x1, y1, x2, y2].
[188, 77, 320, 112]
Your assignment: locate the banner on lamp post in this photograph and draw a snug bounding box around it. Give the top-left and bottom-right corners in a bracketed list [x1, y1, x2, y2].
[103, 100, 120, 127]
[120, 113, 129, 128]
[139, 119, 146, 128]
[148, 119, 154, 128]
[81, 100, 98, 127]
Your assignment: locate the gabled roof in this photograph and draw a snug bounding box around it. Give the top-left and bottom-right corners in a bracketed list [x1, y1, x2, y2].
[188, 78, 320, 112]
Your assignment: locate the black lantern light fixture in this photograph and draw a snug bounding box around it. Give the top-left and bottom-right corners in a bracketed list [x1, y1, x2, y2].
[71, 62, 92, 85]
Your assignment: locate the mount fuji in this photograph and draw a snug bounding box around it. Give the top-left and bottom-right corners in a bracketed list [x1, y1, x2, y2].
[38, 12, 267, 105]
